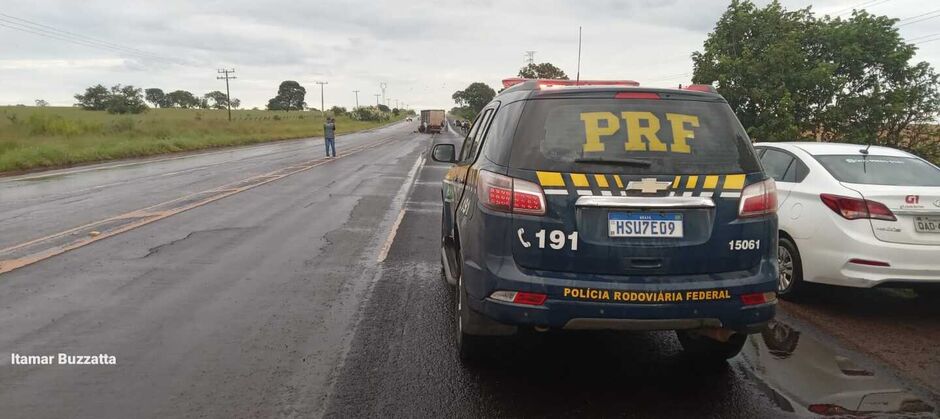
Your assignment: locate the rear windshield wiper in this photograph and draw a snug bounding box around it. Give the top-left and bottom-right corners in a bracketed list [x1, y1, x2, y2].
[574, 157, 652, 167]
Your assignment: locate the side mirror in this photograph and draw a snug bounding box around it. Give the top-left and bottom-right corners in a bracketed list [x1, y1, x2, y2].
[431, 144, 456, 163]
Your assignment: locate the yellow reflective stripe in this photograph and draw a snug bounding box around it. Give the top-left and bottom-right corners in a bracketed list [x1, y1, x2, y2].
[536, 171, 565, 187]
[570, 173, 589, 187]
[686, 175, 698, 189]
[724, 174, 745, 190]
[672, 176, 681, 188]
[594, 174, 609, 188]
[703, 175, 719, 189]
[614, 175, 624, 188]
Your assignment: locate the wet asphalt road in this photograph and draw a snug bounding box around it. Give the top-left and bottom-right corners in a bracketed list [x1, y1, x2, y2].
[0, 121, 936, 418]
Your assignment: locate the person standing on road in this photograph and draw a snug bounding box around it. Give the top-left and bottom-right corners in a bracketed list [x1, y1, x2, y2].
[324, 117, 337, 158]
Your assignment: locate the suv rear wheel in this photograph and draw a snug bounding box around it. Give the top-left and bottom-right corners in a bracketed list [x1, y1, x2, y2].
[676, 330, 746, 362]
[456, 270, 485, 363]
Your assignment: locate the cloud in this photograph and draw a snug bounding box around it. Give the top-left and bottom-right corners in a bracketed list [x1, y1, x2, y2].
[0, 0, 936, 109]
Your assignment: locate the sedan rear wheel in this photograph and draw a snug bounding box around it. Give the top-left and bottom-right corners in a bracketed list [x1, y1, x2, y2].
[777, 237, 804, 300]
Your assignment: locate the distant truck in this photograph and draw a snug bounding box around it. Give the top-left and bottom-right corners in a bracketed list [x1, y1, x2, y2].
[420, 109, 445, 134]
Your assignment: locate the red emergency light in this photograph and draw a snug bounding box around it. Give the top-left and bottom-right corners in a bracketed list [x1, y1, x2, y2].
[502, 78, 640, 89]
[682, 84, 717, 93]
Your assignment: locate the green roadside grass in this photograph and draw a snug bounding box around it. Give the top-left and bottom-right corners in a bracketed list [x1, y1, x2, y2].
[0, 106, 404, 174]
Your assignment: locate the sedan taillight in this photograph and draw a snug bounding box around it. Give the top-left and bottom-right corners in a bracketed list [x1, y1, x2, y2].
[819, 194, 896, 221]
[738, 178, 777, 218]
[478, 170, 546, 216]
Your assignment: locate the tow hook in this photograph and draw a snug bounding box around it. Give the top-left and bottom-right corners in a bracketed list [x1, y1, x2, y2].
[689, 327, 736, 342]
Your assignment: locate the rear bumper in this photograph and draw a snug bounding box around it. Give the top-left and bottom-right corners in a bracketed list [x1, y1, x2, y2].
[797, 229, 940, 288]
[463, 255, 777, 334]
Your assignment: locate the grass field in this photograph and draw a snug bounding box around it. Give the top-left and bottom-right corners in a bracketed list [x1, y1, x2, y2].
[0, 107, 403, 174]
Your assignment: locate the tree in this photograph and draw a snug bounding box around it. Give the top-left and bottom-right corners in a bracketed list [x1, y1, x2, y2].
[518, 62, 569, 79]
[267, 80, 306, 111]
[330, 105, 347, 116]
[74, 84, 110, 110]
[165, 90, 199, 108]
[377, 104, 390, 113]
[34, 99, 48, 107]
[145, 88, 166, 108]
[105, 84, 148, 114]
[452, 82, 496, 117]
[204, 91, 229, 110]
[231, 98, 241, 109]
[692, 0, 939, 160]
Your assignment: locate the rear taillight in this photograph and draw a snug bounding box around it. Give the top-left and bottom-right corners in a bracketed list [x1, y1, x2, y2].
[490, 290, 548, 306]
[738, 178, 777, 218]
[478, 170, 546, 215]
[740, 291, 777, 306]
[819, 194, 897, 221]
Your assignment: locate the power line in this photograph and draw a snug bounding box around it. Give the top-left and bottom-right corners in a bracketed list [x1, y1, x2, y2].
[913, 36, 940, 45]
[898, 8, 940, 22]
[829, 0, 881, 16]
[898, 12, 940, 27]
[0, 13, 178, 63]
[908, 32, 940, 42]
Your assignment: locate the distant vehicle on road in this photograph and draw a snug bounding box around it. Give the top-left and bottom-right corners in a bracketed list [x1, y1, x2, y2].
[432, 78, 778, 363]
[420, 109, 445, 134]
[754, 142, 940, 298]
[406, 117, 413, 122]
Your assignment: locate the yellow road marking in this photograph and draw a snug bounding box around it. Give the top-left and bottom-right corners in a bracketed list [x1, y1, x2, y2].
[686, 175, 698, 189]
[614, 175, 624, 188]
[594, 174, 609, 188]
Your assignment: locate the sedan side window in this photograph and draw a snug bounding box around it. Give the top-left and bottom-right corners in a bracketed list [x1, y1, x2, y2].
[760, 149, 795, 182]
[458, 113, 486, 162]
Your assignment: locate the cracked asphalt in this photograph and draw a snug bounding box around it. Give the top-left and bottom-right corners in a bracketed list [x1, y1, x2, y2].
[0, 121, 936, 418]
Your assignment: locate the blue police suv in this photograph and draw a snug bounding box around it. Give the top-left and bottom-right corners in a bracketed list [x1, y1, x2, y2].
[432, 78, 778, 363]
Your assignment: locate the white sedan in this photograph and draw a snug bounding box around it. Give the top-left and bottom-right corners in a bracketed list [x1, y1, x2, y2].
[753, 142, 940, 298]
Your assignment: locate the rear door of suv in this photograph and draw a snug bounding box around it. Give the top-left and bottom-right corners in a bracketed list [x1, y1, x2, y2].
[506, 91, 771, 279]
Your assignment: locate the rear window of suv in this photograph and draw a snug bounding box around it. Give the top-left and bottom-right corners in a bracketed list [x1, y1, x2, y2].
[509, 97, 760, 174]
[815, 155, 940, 186]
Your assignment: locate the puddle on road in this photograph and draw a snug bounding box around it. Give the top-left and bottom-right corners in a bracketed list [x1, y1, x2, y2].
[741, 319, 935, 417]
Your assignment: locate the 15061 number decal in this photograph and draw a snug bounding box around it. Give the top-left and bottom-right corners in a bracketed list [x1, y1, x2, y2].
[518, 228, 578, 251]
[729, 240, 760, 250]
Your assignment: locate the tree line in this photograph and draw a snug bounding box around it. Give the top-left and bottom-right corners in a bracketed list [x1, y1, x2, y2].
[73, 84, 241, 114]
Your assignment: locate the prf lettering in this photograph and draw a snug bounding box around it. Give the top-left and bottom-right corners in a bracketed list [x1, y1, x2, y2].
[580, 112, 699, 154]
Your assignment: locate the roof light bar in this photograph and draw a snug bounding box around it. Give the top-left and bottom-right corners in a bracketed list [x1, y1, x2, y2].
[501, 78, 640, 89]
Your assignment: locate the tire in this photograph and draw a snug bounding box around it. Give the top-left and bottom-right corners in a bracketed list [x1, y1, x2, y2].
[777, 236, 805, 300]
[456, 272, 486, 363]
[676, 330, 746, 363]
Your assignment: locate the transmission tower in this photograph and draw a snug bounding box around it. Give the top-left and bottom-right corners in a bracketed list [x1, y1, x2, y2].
[524, 50, 536, 65]
[379, 82, 388, 105]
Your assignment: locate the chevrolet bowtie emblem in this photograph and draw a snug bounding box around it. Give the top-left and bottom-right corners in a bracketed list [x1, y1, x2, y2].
[626, 178, 672, 194]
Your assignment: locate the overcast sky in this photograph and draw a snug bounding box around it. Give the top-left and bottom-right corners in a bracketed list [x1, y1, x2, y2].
[1, 0, 937, 110]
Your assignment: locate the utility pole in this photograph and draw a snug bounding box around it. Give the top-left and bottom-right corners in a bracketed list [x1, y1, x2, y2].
[217, 68, 236, 121]
[315, 81, 328, 113]
[379, 82, 387, 105]
[395, 99, 399, 109]
[374, 93, 380, 106]
[576, 26, 582, 83]
[352, 90, 360, 108]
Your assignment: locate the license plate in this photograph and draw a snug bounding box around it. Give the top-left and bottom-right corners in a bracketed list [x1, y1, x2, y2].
[608, 212, 683, 238]
[914, 216, 940, 233]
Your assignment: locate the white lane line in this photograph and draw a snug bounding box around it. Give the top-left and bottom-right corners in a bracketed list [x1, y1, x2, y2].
[376, 154, 425, 263]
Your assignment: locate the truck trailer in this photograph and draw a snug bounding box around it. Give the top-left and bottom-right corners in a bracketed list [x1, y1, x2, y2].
[420, 109, 445, 134]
